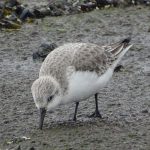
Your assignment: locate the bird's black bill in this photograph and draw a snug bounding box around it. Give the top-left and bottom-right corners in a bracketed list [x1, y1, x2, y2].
[39, 108, 46, 130]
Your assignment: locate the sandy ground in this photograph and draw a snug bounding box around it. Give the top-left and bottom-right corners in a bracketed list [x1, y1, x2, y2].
[0, 2, 150, 150]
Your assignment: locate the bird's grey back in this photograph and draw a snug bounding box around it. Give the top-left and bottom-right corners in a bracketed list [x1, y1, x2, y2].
[39, 43, 111, 92]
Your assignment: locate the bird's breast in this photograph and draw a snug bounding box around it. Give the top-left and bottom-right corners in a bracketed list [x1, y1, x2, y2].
[62, 69, 113, 104]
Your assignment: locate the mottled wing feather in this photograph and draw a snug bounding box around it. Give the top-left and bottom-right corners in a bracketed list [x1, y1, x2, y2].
[39, 40, 131, 93]
[72, 44, 112, 75]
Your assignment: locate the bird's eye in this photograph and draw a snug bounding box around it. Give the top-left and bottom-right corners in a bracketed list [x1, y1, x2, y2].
[47, 95, 54, 102]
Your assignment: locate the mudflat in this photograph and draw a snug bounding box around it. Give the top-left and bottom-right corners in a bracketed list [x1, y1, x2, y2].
[0, 3, 150, 150]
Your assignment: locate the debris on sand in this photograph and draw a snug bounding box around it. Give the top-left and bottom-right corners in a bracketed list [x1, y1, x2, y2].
[80, 2, 97, 12]
[141, 109, 149, 113]
[6, 136, 31, 145]
[114, 65, 124, 72]
[0, 0, 34, 29]
[1, 0, 150, 30]
[95, 0, 119, 8]
[33, 42, 57, 61]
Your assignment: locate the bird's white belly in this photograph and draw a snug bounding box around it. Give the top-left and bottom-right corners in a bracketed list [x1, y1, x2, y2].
[62, 68, 113, 104]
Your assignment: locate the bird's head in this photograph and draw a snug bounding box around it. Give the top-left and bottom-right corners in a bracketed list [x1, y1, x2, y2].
[31, 76, 61, 129]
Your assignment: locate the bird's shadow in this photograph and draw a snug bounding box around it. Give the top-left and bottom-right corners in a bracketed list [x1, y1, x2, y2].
[42, 116, 120, 130]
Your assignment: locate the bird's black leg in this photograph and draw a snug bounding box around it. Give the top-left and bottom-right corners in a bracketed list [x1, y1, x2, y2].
[73, 102, 79, 121]
[89, 93, 102, 118]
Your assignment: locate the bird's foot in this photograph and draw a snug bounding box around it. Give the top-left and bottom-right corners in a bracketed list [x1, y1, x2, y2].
[73, 116, 77, 122]
[89, 110, 102, 118]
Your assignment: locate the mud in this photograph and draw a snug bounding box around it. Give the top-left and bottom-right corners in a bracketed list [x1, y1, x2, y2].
[0, 3, 150, 150]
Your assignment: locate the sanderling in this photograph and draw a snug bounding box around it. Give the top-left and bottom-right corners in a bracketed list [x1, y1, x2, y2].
[31, 38, 132, 129]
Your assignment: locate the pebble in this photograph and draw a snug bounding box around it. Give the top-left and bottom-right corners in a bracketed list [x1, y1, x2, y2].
[29, 147, 35, 150]
[141, 109, 149, 113]
[114, 65, 124, 72]
[32, 43, 57, 60]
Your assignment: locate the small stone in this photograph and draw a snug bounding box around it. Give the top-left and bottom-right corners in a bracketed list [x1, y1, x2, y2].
[20, 8, 33, 21]
[80, 3, 96, 12]
[32, 43, 57, 61]
[114, 65, 124, 72]
[29, 147, 35, 150]
[3, 120, 9, 124]
[31, 140, 36, 143]
[32, 52, 40, 60]
[42, 142, 48, 145]
[141, 109, 148, 113]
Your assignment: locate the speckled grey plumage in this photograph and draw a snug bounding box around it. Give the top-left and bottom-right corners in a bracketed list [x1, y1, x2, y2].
[40, 43, 110, 92]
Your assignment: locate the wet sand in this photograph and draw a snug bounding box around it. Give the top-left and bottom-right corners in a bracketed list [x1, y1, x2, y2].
[0, 4, 150, 150]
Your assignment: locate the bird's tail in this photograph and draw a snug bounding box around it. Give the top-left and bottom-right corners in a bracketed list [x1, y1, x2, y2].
[104, 37, 133, 69]
[104, 37, 130, 53]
